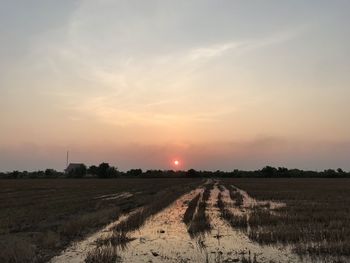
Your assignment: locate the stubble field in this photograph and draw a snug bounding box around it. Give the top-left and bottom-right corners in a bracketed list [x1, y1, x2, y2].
[1, 178, 350, 263]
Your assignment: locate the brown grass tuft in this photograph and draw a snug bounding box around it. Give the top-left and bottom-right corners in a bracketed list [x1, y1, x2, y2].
[85, 247, 119, 263]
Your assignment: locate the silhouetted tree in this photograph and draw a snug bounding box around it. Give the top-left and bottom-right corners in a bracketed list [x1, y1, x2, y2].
[324, 169, 337, 178]
[45, 169, 60, 178]
[126, 169, 143, 177]
[97, 163, 119, 178]
[337, 168, 345, 175]
[261, 166, 278, 177]
[87, 165, 98, 175]
[186, 169, 198, 177]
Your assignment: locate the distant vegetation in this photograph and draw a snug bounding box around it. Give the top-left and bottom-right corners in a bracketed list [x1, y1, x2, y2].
[1, 164, 350, 179]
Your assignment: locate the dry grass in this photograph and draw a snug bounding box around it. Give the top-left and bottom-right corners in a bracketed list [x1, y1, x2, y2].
[84, 247, 120, 263]
[96, 231, 135, 250]
[202, 183, 214, 202]
[188, 183, 213, 237]
[60, 207, 121, 239]
[217, 184, 225, 192]
[183, 193, 201, 225]
[0, 178, 202, 262]
[39, 231, 61, 249]
[241, 253, 259, 263]
[0, 237, 37, 263]
[114, 185, 196, 233]
[226, 178, 350, 257]
[225, 184, 244, 207]
[248, 207, 280, 228]
[217, 192, 248, 230]
[98, 181, 201, 249]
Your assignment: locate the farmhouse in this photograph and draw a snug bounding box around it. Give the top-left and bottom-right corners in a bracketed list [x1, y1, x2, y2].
[65, 163, 84, 174]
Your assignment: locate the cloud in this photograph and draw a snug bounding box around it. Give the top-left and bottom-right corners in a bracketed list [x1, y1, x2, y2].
[186, 26, 306, 62]
[188, 42, 242, 61]
[43, 26, 305, 128]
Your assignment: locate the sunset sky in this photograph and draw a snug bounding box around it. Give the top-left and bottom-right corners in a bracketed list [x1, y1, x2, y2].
[1, 1, 350, 171]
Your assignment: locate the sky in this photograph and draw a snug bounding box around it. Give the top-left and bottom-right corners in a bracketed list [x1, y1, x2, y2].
[1, 0, 350, 172]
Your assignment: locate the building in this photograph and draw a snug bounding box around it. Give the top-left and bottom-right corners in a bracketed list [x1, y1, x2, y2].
[65, 163, 85, 174]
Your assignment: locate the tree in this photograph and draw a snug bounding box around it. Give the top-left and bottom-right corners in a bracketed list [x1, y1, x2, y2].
[88, 165, 98, 175]
[97, 163, 119, 178]
[126, 169, 143, 177]
[45, 169, 59, 178]
[324, 169, 337, 178]
[337, 168, 345, 174]
[261, 166, 278, 177]
[187, 169, 198, 177]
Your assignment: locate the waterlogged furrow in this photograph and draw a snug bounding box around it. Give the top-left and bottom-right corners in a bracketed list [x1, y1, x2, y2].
[50, 211, 140, 263]
[116, 187, 208, 262]
[187, 183, 213, 237]
[52, 183, 201, 263]
[203, 185, 300, 263]
[217, 191, 248, 230]
[53, 181, 305, 263]
[183, 193, 200, 225]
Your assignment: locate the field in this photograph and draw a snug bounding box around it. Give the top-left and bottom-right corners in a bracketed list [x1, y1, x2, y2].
[0, 178, 202, 262]
[230, 178, 350, 258]
[1, 178, 350, 262]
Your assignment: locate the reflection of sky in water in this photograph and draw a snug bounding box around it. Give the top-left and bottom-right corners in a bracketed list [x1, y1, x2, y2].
[50, 184, 345, 263]
[119, 186, 298, 263]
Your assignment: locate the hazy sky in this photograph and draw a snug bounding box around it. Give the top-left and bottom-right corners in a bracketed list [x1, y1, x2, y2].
[1, 1, 350, 171]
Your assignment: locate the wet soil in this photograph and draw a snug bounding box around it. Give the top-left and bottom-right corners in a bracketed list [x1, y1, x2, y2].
[52, 183, 310, 263]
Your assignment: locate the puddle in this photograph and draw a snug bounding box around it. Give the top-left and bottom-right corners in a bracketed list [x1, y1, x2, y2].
[205, 185, 299, 263]
[233, 186, 286, 211]
[50, 209, 141, 263]
[118, 188, 205, 262]
[52, 184, 315, 263]
[117, 185, 300, 263]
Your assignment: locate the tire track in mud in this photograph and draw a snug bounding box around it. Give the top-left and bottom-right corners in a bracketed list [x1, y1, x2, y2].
[51, 183, 205, 263]
[51, 184, 199, 263]
[117, 182, 301, 263]
[117, 187, 206, 262]
[52, 182, 302, 263]
[50, 208, 143, 263]
[207, 184, 300, 263]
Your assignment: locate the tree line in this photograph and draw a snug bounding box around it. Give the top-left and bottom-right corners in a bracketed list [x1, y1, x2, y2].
[0, 164, 350, 179]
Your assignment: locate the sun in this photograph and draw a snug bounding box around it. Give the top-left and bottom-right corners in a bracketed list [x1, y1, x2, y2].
[174, 160, 179, 166]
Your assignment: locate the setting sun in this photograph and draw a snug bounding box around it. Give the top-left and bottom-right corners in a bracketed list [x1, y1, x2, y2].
[174, 160, 180, 166]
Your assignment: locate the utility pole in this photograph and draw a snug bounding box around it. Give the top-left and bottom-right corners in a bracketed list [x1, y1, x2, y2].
[66, 151, 69, 169]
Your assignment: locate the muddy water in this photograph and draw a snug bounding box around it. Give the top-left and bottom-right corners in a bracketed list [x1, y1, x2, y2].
[234, 186, 286, 210]
[206, 186, 300, 263]
[118, 185, 301, 263]
[52, 185, 304, 263]
[118, 188, 205, 262]
[50, 208, 141, 263]
[229, 185, 350, 263]
[51, 191, 137, 263]
[95, 192, 134, 201]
